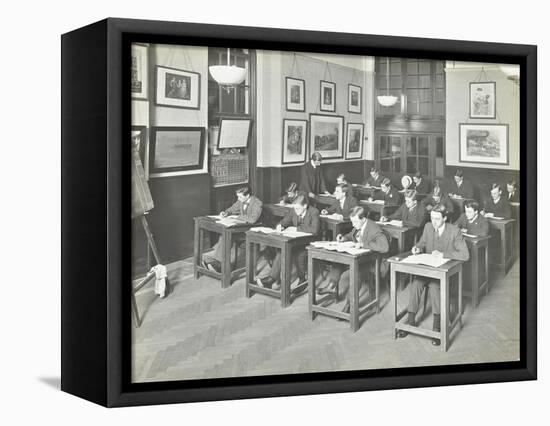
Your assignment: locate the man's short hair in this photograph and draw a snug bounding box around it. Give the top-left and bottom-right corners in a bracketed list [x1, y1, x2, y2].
[414, 171, 423, 179]
[507, 179, 517, 188]
[455, 169, 464, 178]
[286, 182, 298, 193]
[431, 204, 448, 218]
[404, 189, 418, 201]
[236, 186, 251, 197]
[464, 200, 480, 212]
[293, 194, 309, 206]
[370, 167, 380, 174]
[491, 183, 502, 192]
[350, 206, 367, 219]
[337, 173, 346, 179]
[311, 152, 323, 162]
[381, 177, 392, 187]
[335, 183, 349, 195]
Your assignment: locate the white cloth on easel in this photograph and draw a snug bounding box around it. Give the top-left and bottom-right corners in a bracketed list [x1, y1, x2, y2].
[151, 264, 167, 298]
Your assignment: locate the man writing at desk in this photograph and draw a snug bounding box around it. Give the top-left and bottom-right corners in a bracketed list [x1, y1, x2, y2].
[299, 152, 331, 203]
[257, 194, 321, 290]
[397, 205, 469, 346]
[320, 183, 358, 220]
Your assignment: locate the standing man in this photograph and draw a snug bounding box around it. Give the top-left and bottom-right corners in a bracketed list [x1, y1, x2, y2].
[299, 152, 331, 202]
[397, 205, 469, 346]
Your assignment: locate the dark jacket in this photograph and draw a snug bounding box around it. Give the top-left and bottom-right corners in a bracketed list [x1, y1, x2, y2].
[483, 197, 512, 219]
[279, 193, 298, 204]
[326, 195, 358, 219]
[373, 187, 402, 205]
[415, 222, 469, 261]
[363, 174, 385, 188]
[389, 202, 426, 228]
[280, 205, 321, 235]
[299, 162, 327, 196]
[506, 188, 520, 203]
[449, 179, 475, 199]
[421, 193, 454, 215]
[341, 220, 390, 253]
[224, 195, 263, 223]
[413, 178, 431, 195]
[454, 213, 489, 237]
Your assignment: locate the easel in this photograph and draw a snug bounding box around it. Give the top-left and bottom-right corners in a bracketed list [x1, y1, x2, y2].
[131, 214, 162, 327]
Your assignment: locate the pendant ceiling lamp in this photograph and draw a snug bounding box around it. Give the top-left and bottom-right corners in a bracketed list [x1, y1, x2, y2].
[377, 57, 398, 107]
[209, 48, 247, 91]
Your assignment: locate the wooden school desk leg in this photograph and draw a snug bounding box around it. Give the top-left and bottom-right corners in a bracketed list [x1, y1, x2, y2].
[350, 259, 359, 332]
[308, 254, 316, 320]
[193, 221, 200, 279]
[281, 245, 292, 308]
[441, 275, 449, 352]
[245, 240, 252, 298]
[472, 245, 479, 309]
[458, 269, 463, 330]
[222, 231, 232, 288]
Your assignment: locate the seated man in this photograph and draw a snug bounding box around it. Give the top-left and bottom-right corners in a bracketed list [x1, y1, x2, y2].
[454, 200, 489, 236]
[257, 194, 321, 289]
[506, 179, 519, 203]
[321, 183, 358, 220]
[336, 173, 355, 197]
[412, 171, 431, 195]
[363, 167, 385, 188]
[421, 183, 454, 216]
[203, 186, 263, 272]
[482, 183, 512, 219]
[279, 182, 298, 204]
[449, 169, 475, 199]
[371, 178, 402, 205]
[381, 189, 426, 228]
[397, 205, 469, 346]
[317, 206, 389, 313]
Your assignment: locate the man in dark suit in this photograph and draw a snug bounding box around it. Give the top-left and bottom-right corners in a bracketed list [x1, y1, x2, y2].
[299, 152, 330, 202]
[321, 184, 358, 219]
[363, 166, 385, 188]
[257, 194, 321, 289]
[482, 183, 512, 219]
[397, 205, 469, 346]
[371, 178, 402, 205]
[448, 169, 475, 199]
[317, 206, 390, 313]
[454, 201, 489, 236]
[421, 184, 454, 216]
[412, 172, 431, 195]
[203, 186, 263, 272]
[381, 189, 426, 228]
[506, 179, 520, 203]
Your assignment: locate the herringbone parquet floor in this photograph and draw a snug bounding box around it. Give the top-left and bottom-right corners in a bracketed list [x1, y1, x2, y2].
[131, 258, 520, 383]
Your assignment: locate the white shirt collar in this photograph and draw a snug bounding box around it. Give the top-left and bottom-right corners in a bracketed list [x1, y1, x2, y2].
[437, 223, 445, 236]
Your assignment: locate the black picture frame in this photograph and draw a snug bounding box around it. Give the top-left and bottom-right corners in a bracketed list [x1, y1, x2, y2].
[345, 122, 364, 159]
[61, 18, 537, 407]
[155, 65, 201, 109]
[282, 118, 308, 164]
[285, 77, 306, 112]
[348, 83, 362, 114]
[469, 81, 497, 119]
[320, 80, 336, 112]
[309, 113, 345, 159]
[458, 123, 509, 166]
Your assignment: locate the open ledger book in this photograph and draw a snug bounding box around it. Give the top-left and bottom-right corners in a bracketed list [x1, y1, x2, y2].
[250, 226, 312, 238]
[310, 240, 370, 256]
[399, 253, 449, 268]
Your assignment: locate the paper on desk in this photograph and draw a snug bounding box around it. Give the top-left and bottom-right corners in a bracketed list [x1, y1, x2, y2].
[377, 220, 403, 227]
[281, 229, 312, 238]
[208, 214, 239, 220]
[250, 227, 277, 234]
[310, 240, 370, 255]
[320, 213, 344, 220]
[215, 217, 245, 227]
[400, 253, 449, 268]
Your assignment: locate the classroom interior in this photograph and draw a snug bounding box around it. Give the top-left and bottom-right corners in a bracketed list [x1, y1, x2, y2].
[131, 44, 520, 383]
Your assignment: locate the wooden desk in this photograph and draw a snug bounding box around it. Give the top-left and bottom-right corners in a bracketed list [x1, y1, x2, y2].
[377, 222, 418, 253]
[351, 185, 378, 200]
[316, 194, 337, 207]
[320, 216, 353, 241]
[307, 246, 380, 332]
[388, 253, 463, 351]
[463, 234, 491, 309]
[245, 230, 318, 307]
[359, 200, 399, 219]
[487, 217, 516, 274]
[193, 216, 256, 288]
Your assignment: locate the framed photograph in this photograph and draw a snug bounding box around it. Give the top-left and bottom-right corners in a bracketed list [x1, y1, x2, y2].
[310, 113, 344, 159]
[131, 44, 148, 100]
[149, 126, 206, 176]
[62, 18, 536, 407]
[345, 122, 364, 159]
[285, 77, 305, 112]
[469, 81, 496, 119]
[282, 119, 308, 164]
[459, 123, 509, 165]
[217, 118, 252, 149]
[348, 84, 362, 114]
[320, 80, 336, 112]
[155, 65, 200, 109]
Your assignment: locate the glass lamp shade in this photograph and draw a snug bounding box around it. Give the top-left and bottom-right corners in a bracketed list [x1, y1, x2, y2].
[377, 95, 398, 107]
[208, 65, 247, 86]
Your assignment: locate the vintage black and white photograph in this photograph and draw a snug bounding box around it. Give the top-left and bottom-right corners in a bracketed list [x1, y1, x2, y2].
[345, 122, 364, 159]
[286, 77, 305, 112]
[459, 123, 509, 165]
[348, 84, 362, 113]
[131, 43, 521, 385]
[155, 65, 201, 109]
[470, 81, 496, 119]
[320, 80, 336, 112]
[282, 119, 308, 164]
[131, 44, 148, 100]
[309, 113, 344, 159]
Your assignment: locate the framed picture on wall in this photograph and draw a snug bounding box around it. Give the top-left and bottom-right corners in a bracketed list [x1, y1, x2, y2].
[155, 65, 200, 109]
[320, 80, 336, 112]
[131, 44, 148, 100]
[217, 118, 252, 149]
[348, 84, 362, 114]
[459, 123, 509, 165]
[285, 77, 305, 112]
[345, 122, 364, 159]
[469, 81, 496, 119]
[149, 126, 206, 176]
[282, 119, 308, 164]
[310, 113, 344, 159]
